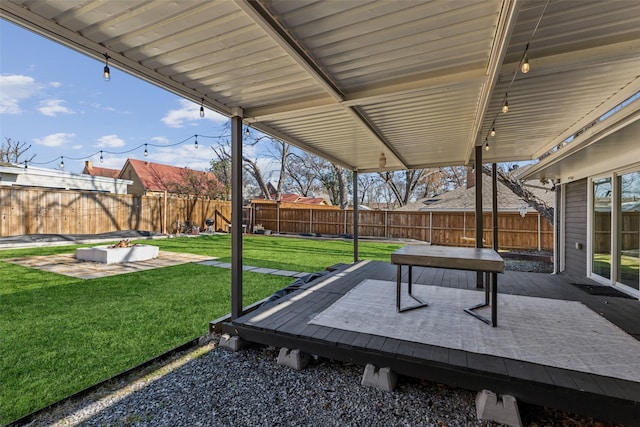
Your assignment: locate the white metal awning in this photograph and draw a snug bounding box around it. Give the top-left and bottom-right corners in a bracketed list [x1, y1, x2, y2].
[2, 0, 639, 172]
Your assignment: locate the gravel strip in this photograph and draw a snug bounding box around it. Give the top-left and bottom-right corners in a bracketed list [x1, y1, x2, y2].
[22, 335, 619, 427]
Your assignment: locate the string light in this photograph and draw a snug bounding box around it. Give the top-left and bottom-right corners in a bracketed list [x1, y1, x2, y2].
[502, 93, 509, 113]
[99, 150, 104, 163]
[59, 156, 65, 169]
[245, 126, 250, 137]
[378, 152, 386, 168]
[194, 135, 198, 150]
[490, 127, 496, 137]
[144, 144, 148, 157]
[103, 53, 111, 82]
[199, 98, 205, 118]
[24, 160, 28, 169]
[484, 140, 490, 151]
[521, 50, 530, 74]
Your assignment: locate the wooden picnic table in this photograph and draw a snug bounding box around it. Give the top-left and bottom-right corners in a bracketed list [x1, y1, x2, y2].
[391, 245, 504, 326]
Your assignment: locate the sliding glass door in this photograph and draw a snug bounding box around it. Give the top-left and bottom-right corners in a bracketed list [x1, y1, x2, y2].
[592, 177, 612, 280]
[618, 171, 640, 292]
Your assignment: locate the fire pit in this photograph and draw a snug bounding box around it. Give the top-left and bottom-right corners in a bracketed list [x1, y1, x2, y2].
[75, 240, 159, 264]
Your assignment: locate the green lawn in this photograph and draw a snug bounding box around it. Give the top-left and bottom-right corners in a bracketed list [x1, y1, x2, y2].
[0, 234, 401, 424]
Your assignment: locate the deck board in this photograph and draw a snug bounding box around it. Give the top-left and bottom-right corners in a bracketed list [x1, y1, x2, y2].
[223, 260, 640, 425]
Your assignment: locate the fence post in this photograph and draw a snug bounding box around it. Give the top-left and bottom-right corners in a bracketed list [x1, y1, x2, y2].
[344, 210, 347, 235]
[429, 211, 433, 243]
[384, 210, 388, 238]
[538, 213, 541, 252]
[310, 208, 313, 233]
[277, 202, 280, 234]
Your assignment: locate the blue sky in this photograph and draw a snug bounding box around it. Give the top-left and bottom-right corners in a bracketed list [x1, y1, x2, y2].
[0, 20, 235, 174]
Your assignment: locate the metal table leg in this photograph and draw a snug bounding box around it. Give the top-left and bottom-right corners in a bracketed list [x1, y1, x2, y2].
[464, 270, 498, 327]
[396, 264, 428, 313]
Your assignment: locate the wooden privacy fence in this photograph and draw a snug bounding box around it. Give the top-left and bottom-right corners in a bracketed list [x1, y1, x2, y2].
[0, 187, 232, 237]
[252, 201, 553, 250]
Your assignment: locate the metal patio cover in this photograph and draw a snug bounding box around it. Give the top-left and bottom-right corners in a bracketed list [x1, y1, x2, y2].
[3, 0, 639, 173]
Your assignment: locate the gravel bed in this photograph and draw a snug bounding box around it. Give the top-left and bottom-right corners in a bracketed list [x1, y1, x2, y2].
[23, 336, 618, 427]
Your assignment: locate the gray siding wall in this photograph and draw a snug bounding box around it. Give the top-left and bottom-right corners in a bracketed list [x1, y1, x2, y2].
[564, 178, 588, 277]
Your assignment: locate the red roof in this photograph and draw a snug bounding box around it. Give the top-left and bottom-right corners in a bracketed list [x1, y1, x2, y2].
[125, 158, 218, 193]
[83, 161, 120, 179]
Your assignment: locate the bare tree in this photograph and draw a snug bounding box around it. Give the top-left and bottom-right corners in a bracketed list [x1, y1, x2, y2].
[1, 138, 35, 163]
[482, 165, 554, 223]
[379, 169, 426, 207]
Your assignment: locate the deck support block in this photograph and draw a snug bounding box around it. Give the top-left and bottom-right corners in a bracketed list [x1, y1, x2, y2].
[219, 334, 248, 352]
[361, 364, 397, 392]
[276, 347, 310, 370]
[476, 389, 522, 427]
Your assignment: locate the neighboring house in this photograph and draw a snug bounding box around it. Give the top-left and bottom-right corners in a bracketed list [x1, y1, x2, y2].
[0, 161, 131, 194]
[520, 109, 639, 300]
[398, 169, 554, 215]
[117, 158, 222, 198]
[82, 161, 120, 179]
[255, 183, 332, 206]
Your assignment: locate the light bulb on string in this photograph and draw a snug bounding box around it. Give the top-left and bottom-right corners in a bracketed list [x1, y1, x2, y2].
[521, 55, 530, 74]
[99, 150, 104, 163]
[24, 160, 28, 169]
[490, 127, 496, 137]
[245, 126, 250, 137]
[103, 53, 111, 82]
[59, 156, 65, 169]
[484, 140, 490, 152]
[502, 93, 509, 113]
[520, 43, 530, 74]
[199, 98, 205, 118]
[144, 144, 148, 157]
[194, 135, 199, 150]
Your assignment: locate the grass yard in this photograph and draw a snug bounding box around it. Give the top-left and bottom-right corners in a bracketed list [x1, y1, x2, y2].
[0, 234, 401, 424]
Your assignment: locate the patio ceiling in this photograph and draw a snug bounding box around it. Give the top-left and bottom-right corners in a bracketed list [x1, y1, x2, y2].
[2, 0, 639, 173]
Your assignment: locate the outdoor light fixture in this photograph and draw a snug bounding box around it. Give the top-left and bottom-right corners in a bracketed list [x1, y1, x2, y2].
[59, 156, 65, 169]
[144, 144, 148, 157]
[24, 160, 28, 169]
[199, 98, 205, 118]
[502, 93, 509, 113]
[378, 152, 386, 168]
[521, 54, 530, 74]
[245, 126, 250, 137]
[484, 140, 490, 151]
[194, 135, 199, 149]
[490, 127, 496, 137]
[103, 53, 111, 82]
[99, 150, 104, 163]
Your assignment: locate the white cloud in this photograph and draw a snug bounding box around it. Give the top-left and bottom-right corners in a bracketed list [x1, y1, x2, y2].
[49, 81, 62, 88]
[38, 99, 74, 117]
[34, 132, 75, 147]
[151, 136, 169, 144]
[0, 74, 39, 114]
[161, 99, 226, 128]
[96, 134, 125, 148]
[72, 144, 83, 150]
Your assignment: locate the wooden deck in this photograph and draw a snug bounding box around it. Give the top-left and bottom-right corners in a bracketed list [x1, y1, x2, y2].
[222, 261, 640, 425]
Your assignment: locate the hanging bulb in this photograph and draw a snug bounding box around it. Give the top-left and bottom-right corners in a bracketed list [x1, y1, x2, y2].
[245, 126, 250, 137]
[103, 53, 111, 82]
[144, 144, 148, 157]
[502, 93, 509, 113]
[199, 98, 205, 118]
[484, 141, 490, 151]
[521, 55, 530, 74]
[59, 156, 65, 169]
[490, 127, 496, 137]
[194, 135, 199, 150]
[99, 150, 104, 163]
[24, 160, 28, 169]
[378, 152, 386, 168]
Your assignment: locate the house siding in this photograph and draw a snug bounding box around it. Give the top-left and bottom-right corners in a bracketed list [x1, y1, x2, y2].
[564, 178, 588, 277]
